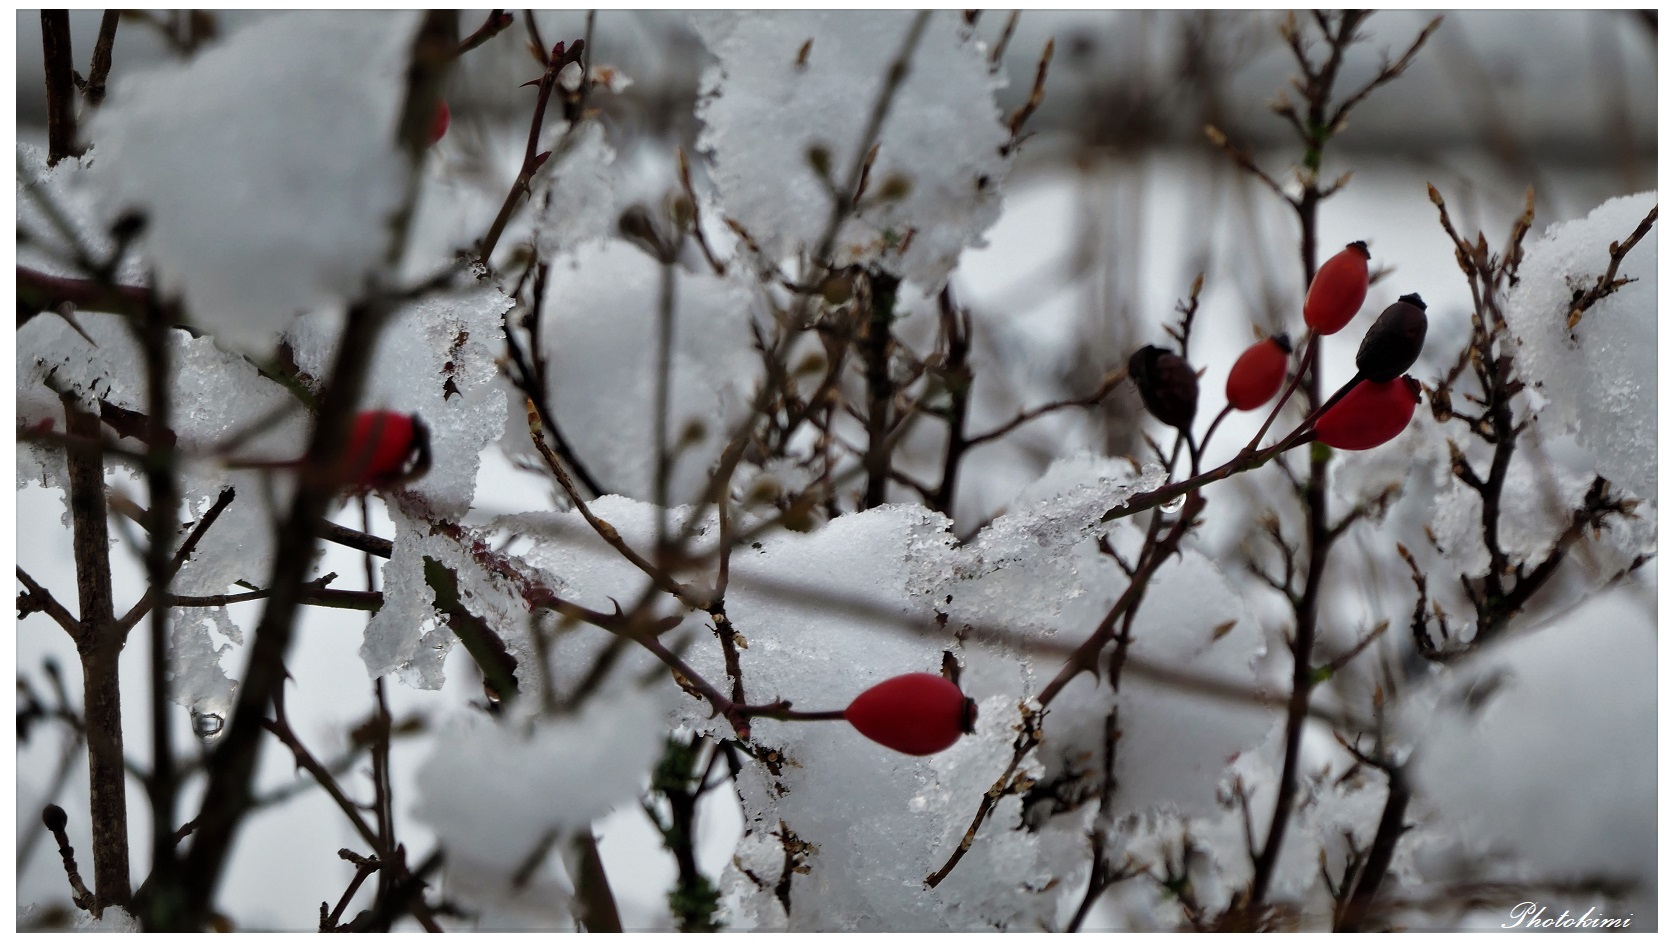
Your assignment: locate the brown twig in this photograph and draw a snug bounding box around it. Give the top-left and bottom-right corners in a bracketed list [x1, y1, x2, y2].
[17, 567, 80, 636]
[1001, 38, 1053, 155]
[43, 805, 96, 912]
[962, 367, 1127, 449]
[41, 12, 83, 165]
[477, 38, 587, 267]
[114, 487, 236, 634]
[455, 9, 512, 58]
[1565, 203, 1657, 330]
[80, 11, 120, 108]
[60, 396, 131, 912]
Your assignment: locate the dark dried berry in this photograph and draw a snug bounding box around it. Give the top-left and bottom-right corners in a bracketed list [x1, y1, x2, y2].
[1355, 293, 1429, 383]
[1128, 345, 1198, 432]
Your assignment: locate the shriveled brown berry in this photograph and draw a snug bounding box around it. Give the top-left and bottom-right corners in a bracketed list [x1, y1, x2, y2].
[1355, 293, 1429, 383]
[1128, 345, 1198, 432]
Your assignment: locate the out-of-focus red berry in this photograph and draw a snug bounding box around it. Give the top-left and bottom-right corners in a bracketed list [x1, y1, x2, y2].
[427, 99, 451, 147]
[1314, 376, 1421, 451]
[340, 410, 428, 488]
[843, 673, 977, 756]
[1304, 241, 1371, 335]
[1225, 334, 1292, 411]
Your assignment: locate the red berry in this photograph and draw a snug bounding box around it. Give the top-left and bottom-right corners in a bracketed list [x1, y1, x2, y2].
[1314, 377, 1421, 451]
[427, 99, 451, 147]
[341, 410, 428, 488]
[1304, 241, 1370, 335]
[843, 673, 977, 756]
[1225, 334, 1292, 411]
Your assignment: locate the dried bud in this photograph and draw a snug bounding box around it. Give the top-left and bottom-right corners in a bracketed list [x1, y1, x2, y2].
[1128, 345, 1198, 432]
[807, 144, 833, 179]
[1355, 293, 1429, 382]
[876, 173, 912, 202]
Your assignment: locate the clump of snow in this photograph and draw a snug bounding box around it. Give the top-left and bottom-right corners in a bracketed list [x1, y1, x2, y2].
[1106, 545, 1265, 818]
[1398, 588, 1655, 888]
[413, 684, 671, 877]
[532, 122, 620, 258]
[87, 12, 422, 352]
[363, 503, 534, 688]
[1505, 191, 1657, 500]
[75, 905, 141, 932]
[534, 239, 763, 504]
[920, 455, 1165, 642]
[17, 143, 146, 284]
[693, 11, 1011, 288]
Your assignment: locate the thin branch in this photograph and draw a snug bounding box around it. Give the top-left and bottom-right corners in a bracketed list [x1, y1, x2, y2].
[963, 367, 1126, 448]
[1326, 17, 1443, 134]
[43, 805, 96, 912]
[115, 487, 236, 634]
[81, 11, 121, 108]
[41, 12, 83, 164]
[17, 567, 81, 636]
[455, 9, 512, 58]
[477, 38, 587, 266]
[1566, 203, 1657, 330]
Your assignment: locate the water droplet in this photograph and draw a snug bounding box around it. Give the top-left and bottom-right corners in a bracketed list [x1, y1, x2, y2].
[191, 711, 225, 743]
[1161, 493, 1187, 513]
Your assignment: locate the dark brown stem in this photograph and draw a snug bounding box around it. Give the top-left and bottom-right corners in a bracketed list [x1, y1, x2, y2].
[477, 38, 585, 267]
[44, 805, 96, 911]
[861, 271, 900, 508]
[571, 831, 624, 932]
[83, 11, 120, 108]
[1333, 766, 1410, 931]
[930, 287, 973, 516]
[17, 566, 80, 636]
[455, 9, 511, 57]
[115, 486, 235, 634]
[138, 285, 181, 914]
[42, 12, 83, 165]
[62, 397, 131, 912]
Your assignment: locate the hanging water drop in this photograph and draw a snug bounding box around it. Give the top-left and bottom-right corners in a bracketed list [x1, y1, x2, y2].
[1161, 493, 1187, 513]
[192, 710, 225, 743]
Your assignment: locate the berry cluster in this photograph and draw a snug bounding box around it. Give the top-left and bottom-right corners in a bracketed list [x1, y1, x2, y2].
[1133, 241, 1428, 452]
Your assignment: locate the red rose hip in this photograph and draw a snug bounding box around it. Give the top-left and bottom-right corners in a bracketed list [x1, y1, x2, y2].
[1304, 241, 1370, 335]
[1313, 376, 1420, 451]
[1225, 334, 1292, 411]
[844, 673, 977, 756]
[427, 99, 451, 147]
[340, 410, 429, 488]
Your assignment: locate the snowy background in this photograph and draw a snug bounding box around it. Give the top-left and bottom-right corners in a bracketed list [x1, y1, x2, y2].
[14, 10, 1657, 931]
